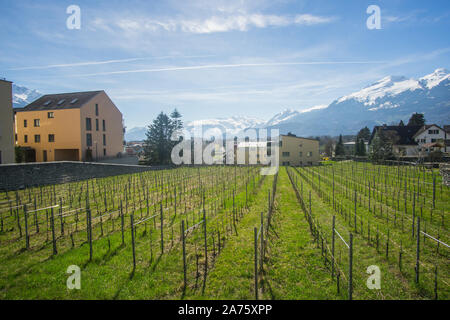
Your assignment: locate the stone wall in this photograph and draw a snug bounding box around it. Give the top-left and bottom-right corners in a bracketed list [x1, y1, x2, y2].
[0, 161, 170, 191]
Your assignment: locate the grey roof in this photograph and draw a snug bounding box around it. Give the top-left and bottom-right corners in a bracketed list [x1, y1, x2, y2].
[17, 90, 103, 112]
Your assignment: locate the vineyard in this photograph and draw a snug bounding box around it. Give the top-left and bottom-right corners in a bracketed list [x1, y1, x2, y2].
[0, 162, 448, 300]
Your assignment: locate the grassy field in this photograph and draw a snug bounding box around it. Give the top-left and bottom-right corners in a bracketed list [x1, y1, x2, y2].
[0, 162, 448, 300]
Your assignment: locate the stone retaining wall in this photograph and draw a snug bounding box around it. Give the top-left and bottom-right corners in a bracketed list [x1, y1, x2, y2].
[0, 161, 170, 191]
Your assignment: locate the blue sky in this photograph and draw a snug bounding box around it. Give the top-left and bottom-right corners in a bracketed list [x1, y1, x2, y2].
[1, 0, 449, 129]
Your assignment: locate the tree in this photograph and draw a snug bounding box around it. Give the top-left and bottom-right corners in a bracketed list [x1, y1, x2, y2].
[15, 146, 25, 163]
[407, 113, 425, 126]
[369, 129, 398, 161]
[398, 120, 405, 126]
[170, 108, 183, 132]
[355, 138, 366, 156]
[144, 111, 183, 165]
[335, 135, 345, 156]
[356, 127, 371, 142]
[324, 140, 334, 157]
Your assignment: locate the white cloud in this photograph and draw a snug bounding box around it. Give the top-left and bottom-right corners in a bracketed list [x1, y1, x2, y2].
[294, 14, 335, 25]
[106, 13, 335, 35]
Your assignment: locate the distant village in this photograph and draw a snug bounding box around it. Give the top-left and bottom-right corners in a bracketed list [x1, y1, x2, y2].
[1, 78, 449, 167]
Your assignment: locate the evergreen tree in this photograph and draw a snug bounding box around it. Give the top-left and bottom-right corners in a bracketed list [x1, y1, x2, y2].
[144, 111, 182, 165]
[170, 108, 183, 132]
[358, 138, 367, 156]
[356, 126, 371, 141]
[335, 134, 345, 156]
[407, 113, 425, 126]
[398, 120, 405, 126]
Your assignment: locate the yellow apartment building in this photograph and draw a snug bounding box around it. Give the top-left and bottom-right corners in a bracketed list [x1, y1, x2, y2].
[0, 79, 15, 164]
[279, 134, 320, 166]
[15, 90, 124, 162]
[234, 133, 320, 166]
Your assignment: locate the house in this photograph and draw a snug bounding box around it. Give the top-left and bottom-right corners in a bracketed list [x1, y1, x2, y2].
[279, 134, 320, 166]
[231, 133, 320, 166]
[369, 125, 422, 157]
[0, 79, 15, 164]
[343, 141, 369, 155]
[413, 124, 450, 154]
[15, 90, 124, 162]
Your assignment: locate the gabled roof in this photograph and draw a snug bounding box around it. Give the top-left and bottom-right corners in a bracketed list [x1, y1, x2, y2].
[369, 125, 422, 145]
[17, 90, 103, 112]
[412, 124, 447, 138]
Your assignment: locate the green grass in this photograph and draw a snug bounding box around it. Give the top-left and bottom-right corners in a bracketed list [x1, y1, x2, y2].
[0, 162, 448, 300]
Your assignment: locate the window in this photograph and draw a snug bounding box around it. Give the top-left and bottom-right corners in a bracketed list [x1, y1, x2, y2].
[95, 104, 99, 116]
[48, 112, 54, 118]
[44, 100, 52, 106]
[70, 98, 78, 104]
[279, 140, 283, 147]
[103, 148, 106, 156]
[428, 129, 439, 135]
[48, 134, 55, 142]
[103, 134, 106, 146]
[86, 133, 92, 147]
[24, 119, 27, 128]
[24, 135, 28, 143]
[102, 119, 106, 131]
[299, 152, 303, 157]
[431, 139, 437, 143]
[282, 161, 290, 166]
[34, 119, 40, 127]
[299, 144, 303, 147]
[96, 119, 99, 131]
[307, 151, 313, 157]
[34, 135, 40, 143]
[282, 152, 290, 157]
[86, 118, 92, 131]
[57, 99, 65, 105]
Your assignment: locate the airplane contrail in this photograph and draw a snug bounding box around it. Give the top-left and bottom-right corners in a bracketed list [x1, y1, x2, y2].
[70, 60, 387, 77]
[9, 55, 216, 71]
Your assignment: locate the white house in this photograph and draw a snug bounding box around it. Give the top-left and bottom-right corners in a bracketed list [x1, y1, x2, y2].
[413, 124, 450, 153]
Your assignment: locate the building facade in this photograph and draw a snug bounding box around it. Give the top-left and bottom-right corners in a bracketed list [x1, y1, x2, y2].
[15, 90, 123, 162]
[413, 124, 450, 153]
[279, 134, 320, 166]
[0, 79, 15, 164]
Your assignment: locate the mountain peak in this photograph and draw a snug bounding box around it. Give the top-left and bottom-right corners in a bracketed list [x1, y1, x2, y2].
[420, 68, 450, 89]
[12, 83, 42, 108]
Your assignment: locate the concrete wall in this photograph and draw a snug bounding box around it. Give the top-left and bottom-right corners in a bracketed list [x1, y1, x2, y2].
[0, 161, 168, 191]
[0, 80, 15, 164]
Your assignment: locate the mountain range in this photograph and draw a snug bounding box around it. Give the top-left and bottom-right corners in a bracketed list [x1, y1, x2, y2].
[10, 68, 450, 140]
[12, 84, 42, 108]
[126, 68, 450, 140]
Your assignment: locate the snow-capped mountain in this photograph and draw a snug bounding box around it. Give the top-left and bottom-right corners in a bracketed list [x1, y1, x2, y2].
[265, 109, 300, 126]
[263, 68, 450, 136]
[122, 68, 450, 140]
[185, 116, 265, 135]
[124, 116, 265, 141]
[12, 84, 42, 108]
